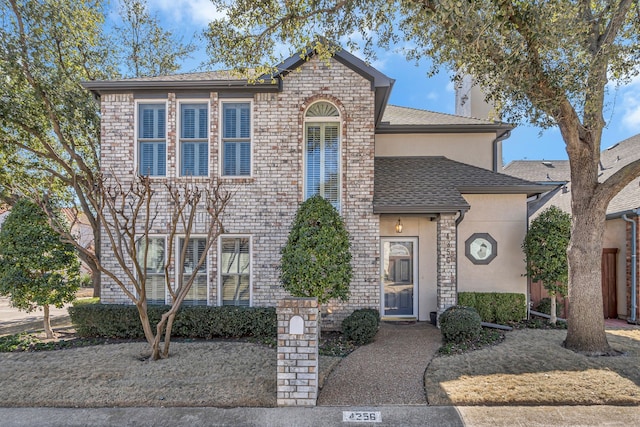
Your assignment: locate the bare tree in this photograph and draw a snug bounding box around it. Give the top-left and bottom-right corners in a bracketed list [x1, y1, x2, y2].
[45, 175, 231, 360]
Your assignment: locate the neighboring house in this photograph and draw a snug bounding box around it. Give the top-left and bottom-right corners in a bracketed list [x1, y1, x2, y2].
[61, 208, 95, 275]
[503, 134, 640, 321]
[83, 48, 545, 327]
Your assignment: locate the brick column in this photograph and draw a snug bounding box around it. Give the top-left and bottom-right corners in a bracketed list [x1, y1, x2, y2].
[437, 213, 458, 318]
[276, 298, 319, 406]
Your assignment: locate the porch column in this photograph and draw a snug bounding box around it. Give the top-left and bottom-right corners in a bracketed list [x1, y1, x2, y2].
[437, 213, 458, 319]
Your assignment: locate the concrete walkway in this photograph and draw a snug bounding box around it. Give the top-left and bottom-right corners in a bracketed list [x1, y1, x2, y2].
[319, 321, 441, 405]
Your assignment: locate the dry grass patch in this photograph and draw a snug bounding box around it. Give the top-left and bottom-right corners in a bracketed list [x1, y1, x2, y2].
[425, 328, 640, 406]
[0, 339, 340, 407]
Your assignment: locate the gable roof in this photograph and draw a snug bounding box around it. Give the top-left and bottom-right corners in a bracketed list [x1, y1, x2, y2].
[374, 156, 547, 214]
[275, 49, 394, 125]
[503, 133, 640, 218]
[82, 48, 395, 126]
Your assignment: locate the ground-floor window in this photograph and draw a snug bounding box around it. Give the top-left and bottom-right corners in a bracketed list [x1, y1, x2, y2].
[219, 236, 251, 306]
[136, 236, 166, 304]
[179, 237, 208, 305]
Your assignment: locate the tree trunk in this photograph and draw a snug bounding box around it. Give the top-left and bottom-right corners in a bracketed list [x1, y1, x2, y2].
[564, 196, 611, 354]
[161, 312, 177, 358]
[43, 304, 53, 339]
[134, 302, 160, 359]
[550, 291, 557, 325]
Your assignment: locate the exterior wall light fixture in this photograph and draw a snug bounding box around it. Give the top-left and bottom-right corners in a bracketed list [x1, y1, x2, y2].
[395, 218, 403, 233]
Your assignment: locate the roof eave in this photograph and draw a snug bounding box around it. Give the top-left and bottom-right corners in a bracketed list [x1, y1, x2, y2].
[81, 79, 280, 95]
[373, 204, 470, 214]
[459, 185, 551, 197]
[375, 123, 515, 134]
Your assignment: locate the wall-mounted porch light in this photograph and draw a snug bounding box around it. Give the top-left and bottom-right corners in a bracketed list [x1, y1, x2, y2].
[395, 218, 403, 233]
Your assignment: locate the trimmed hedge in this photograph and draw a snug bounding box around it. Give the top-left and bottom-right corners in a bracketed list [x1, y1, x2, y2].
[68, 303, 276, 340]
[439, 306, 482, 344]
[341, 308, 380, 345]
[458, 292, 526, 323]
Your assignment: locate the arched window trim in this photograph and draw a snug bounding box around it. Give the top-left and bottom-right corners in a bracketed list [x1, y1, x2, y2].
[303, 100, 342, 211]
[304, 101, 341, 122]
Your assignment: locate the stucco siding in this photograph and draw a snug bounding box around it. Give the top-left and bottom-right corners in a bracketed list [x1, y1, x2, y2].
[375, 133, 495, 170]
[457, 194, 528, 298]
[380, 215, 437, 321]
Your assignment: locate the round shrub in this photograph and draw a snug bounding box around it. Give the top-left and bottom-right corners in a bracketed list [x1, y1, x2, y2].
[439, 306, 482, 344]
[341, 308, 380, 345]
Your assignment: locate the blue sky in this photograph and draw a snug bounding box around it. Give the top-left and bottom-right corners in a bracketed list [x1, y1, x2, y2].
[126, 1, 640, 166]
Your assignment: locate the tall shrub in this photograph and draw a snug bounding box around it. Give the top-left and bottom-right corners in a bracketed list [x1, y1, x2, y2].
[0, 199, 80, 338]
[522, 206, 571, 324]
[280, 195, 352, 307]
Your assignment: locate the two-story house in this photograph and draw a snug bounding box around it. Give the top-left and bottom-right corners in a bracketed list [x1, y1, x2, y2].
[84, 49, 544, 327]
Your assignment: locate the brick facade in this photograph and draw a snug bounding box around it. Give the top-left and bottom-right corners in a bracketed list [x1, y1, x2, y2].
[437, 213, 458, 316]
[99, 57, 379, 326]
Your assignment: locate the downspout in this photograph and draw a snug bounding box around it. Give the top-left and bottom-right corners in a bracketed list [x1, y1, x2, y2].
[622, 212, 637, 323]
[492, 129, 511, 172]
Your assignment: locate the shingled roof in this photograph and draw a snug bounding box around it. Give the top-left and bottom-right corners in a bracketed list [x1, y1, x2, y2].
[502, 160, 571, 183]
[374, 157, 546, 213]
[376, 105, 513, 134]
[504, 134, 640, 218]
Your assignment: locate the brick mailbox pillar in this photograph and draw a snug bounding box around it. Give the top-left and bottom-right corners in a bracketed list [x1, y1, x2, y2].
[276, 298, 319, 406]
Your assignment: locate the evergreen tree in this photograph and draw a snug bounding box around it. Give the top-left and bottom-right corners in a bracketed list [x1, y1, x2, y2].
[523, 206, 571, 325]
[0, 199, 80, 338]
[280, 195, 352, 306]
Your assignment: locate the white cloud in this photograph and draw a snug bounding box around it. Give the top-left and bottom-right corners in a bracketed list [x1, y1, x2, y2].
[620, 76, 640, 132]
[426, 91, 438, 101]
[148, 0, 225, 27]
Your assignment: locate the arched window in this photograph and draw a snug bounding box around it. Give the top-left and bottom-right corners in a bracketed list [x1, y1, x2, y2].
[304, 101, 341, 210]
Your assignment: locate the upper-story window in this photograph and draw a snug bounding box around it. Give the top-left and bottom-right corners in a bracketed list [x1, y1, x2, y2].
[221, 101, 251, 177]
[179, 103, 209, 177]
[138, 103, 166, 176]
[304, 101, 341, 210]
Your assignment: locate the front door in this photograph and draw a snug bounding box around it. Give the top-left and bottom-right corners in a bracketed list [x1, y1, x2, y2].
[381, 238, 418, 317]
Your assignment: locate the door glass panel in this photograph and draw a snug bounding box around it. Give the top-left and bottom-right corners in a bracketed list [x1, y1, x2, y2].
[382, 241, 414, 316]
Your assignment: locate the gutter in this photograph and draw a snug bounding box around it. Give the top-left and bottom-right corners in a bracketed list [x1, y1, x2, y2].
[375, 123, 514, 134]
[623, 211, 638, 323]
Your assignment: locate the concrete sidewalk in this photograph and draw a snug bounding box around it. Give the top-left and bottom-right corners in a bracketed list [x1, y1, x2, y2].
[0, 405, 638, 426]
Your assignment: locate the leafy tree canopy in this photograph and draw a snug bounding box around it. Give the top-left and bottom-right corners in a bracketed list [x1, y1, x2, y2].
[280, 195, 352, 305]
[205, 0, 639, 129]
[0, 198, 80, 312]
